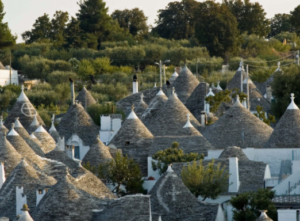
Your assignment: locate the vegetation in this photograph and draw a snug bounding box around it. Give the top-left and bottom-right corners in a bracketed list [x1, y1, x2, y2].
[83, 152, 144, 196]
[0, 0, 16, 49]
[230, 189, 277, 221]
[254, 105, 276, 126]
[152, 142, 204, 175]
[181, 159, 229, 201]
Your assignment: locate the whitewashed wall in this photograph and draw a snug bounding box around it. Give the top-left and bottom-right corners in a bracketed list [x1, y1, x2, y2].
[0, 70, 19, 86]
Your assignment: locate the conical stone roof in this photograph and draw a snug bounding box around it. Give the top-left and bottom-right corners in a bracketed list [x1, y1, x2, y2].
[82, 136, 113, 168]
[146, 88, 201, 136]
[48, 118, 60, 142]
[0, 159, 56, 220]
[168, 69, 179, 84]
[227, 67, 246, 91]
[14, 118, 45, 157]
[265, 94, 300, 148]
[0, 116, 8, 136]
[109, 107, 154, 148]
[185, 82, 209, 122]
[176, 114, 202, 136]
[7, 124, 46, 170]
[75, 86, 96, 109]
[202, 96, 273, 148]
[57, 102, 99, 146]
[134, 93, 148, 118]
[171, 65, 199, 103]
[149, 165, 215, 221]
[5, 86, 44, 129]
[45, 148, 79, 170]
[219, 146, 249, 161]
[32, 174, 102, 221]
[33, 125, 56, 153]
[141, 88, 168, 125]
[0, 134, 22, 177]
[26, 114, 40, 134]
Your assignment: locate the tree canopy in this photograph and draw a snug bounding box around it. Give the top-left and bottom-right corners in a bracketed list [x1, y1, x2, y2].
[290, 5, 300, 35]
[230, 189, 277, 221]
[269, 14, 294, 38]
[152, 0, 198, 40]
[0, 0, 16, 49]
[194, 1, 240, 58]
[111, 8, 148, 40]
[152, 142, 204, 174]
[181, 159, 229, 201]
[224, 0, 270, 37]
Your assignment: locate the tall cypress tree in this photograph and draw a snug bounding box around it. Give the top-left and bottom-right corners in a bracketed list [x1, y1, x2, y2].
[76, 0, 112, 49]
[0, 0, 16, 49]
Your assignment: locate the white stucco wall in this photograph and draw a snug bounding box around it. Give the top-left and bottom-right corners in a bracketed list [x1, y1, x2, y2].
[65, 134, 90, 160]
[278, 209, 298, 221]
[0, 69, 19, 86]
[16, 186, 27, 216]
[207, 148, 300, 176]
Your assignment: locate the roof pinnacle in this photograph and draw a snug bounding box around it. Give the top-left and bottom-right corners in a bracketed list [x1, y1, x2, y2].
[166, 164, 174, 173]
[128, 104, 138, 119]
[287, 93, 299, 110]
[183, 113, 193, 128]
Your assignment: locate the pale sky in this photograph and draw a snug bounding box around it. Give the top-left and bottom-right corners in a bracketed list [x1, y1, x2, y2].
[2, 0, 300, 43]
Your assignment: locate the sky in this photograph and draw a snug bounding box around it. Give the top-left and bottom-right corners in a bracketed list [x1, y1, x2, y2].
[2, 0, 300, 43]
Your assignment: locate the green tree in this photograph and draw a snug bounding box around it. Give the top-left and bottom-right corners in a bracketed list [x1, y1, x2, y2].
[111, 8, 148, 40]
[0, 0, 16, 49]
[77, 59, 95, 79]
[97, 152, 144, 196]
[271, 65, 300, 118]
[224, 0, 270, 37]
[64, 17, 85, 48]
[231, 189, 277, 221]
[269, 14, 294, 38]
[92, 57, 113, 75]
[194, 1, 240, 57]
[51, 11, 69, 47]
[254, 105, 276, 126]
[152, 142, 204, 174]
[290, 5, 300, 35]
[22, 13, 52, 43]
[77, 0, 114, 49]
[181, 159, 229, 201]
[152, 0, 199, 40]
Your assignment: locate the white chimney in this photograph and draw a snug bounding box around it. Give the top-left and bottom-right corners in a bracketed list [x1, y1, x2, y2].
[132, 75, 138, 94]
[36, 189, 47, 206]
[266, 86, 272, 103]
[16, 186, 27, 216]
[229, 157, 240, 193]
[0, 162, 5, 189]
[200, 111, 206, 127]
[70, 80, 75, 105]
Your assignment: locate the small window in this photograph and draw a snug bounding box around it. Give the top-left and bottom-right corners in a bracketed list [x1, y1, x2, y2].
[38, 189, 42, 194]
[45, 188, 49, 193]
[125, 141, 130, 146]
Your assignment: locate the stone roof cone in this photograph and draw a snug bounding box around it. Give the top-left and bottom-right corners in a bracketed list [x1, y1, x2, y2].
[227, 61, 247, 91]
[0, 133, 22, 177]
[7, 124, 46, 170]
[142, 88, 168, 124]
[202, 95, 273, 148]
[27, 112, 41, 134]
[33, 125, 56, 153]
[57, 102, 99, 146]
[32, 173, 114, 221]
[109, 104, 154, 149]
[134, 93, 148, 118]
[0, 159, 56, 220]
[18, 204, 34, 221]
[219, 146, 249, 161]
[45, 147, 79, 170]
[185, 82, 209, 122]
[82, 136, 113, 168]
[14, 118, 45, 157]
[0, 115, 8, 136]
[149, 165, 217, 220]
[48, 114, 60, 142]
[256, 210, 273, 221]
[168, 68, 179, 84]
[146, 87, 201, 136]
[5, 85, 44, 129]
[171, 65, 199, 103]
[265, 93, 300, 148]
[177, 113, 202, 136]
[75, 86, 96, 109]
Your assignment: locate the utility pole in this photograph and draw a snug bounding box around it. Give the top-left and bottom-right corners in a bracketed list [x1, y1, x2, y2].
[246, 65, 250, 111]
[159, 60, 162, 88]
[163, 64, 166, 86]
[196, 58, 199, 79]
